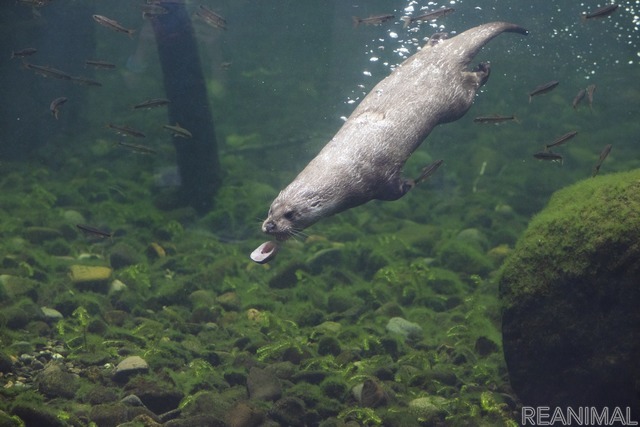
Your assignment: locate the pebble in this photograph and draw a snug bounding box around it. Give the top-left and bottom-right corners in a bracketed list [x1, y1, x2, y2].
[408, 396, 448, 423]
[121, 394, 146, 407]
[113, 356, 149, 381]
[246, 367, 282, 401]
[385, 317, 423, 339]
[109, 279, 128, 294]
[353, 378, 387, 408]
[40, 306, 63, 322]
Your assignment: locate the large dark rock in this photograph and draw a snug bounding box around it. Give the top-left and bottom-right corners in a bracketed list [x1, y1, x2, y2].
[500, 170, 640, 411]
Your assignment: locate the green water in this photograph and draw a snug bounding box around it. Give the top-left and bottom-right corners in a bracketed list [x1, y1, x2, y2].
[0, 0, 638, 425]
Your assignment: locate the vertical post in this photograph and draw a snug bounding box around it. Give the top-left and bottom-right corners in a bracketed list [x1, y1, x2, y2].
[151, 1, 220, 213]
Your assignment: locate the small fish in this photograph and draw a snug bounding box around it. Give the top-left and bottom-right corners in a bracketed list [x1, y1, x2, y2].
[528, 80, 559, 103]
[108, 123, 146, 138]
[117, 140, 157, 154]
[17, 0, 50, 8]
[401, 8, 455, 28]
[133, 98, 171, 110]
[473, 115, 518, 124]
[415, 159, 444, 184]
[586, 84, 596, 110]
[582, 4, 619, 20]
[196, 5, 227, 30]
[11, 47, 37, 59]
[76, 224, 113, 240]
[352, 14, 395, 28]
[85, 59, 116, 70]
[163, 123, 192, 138]
[572, 88, 586, 109]
[92, 14, 135, 38]
[141, 4, 168, 19]
[70, 75, 102, 87]
[592, 144, 612, 177]
[545, 130, 578, 150]
[533, 151, 563, 164]
[426, 32, 449, 47]
[23, 62, 72, 80]
[49, 96, 67, 120]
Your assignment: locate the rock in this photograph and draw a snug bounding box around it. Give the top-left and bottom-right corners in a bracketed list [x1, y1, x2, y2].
[0, 352, 14, 374]
[474, 336, 499, 357]
[456, 228, 489, 251]
[0, 275, 38, 301]
[408, 396, 448, 424]
[385, 317, 423, 339]
[146, 242, 166, 260]
[69, 265, 112, 284]
[188, 290, 216, 308]
[226, 402, 264, 427]
[436, 239, 494, 276]
[83, 385, 119, 405]
[62, 209, 86, 224]
[0, 409, 22, 427]
[357, 378, 388, 408]
[313, 321, 342, 335]
[317, 336, 341, 356]
[268, 262, 305, 289]
[164, 414, 226, 427]
[40, 306, 63, 322]
[89, 402, 158, 427]
[216, 291, 241, 311]
[109, 279, 128, 294]
[123, 377, 184, 414]
[36, 363, 80, 399]
[246, 367, 281, 401]
[121, 394, 146, 407]
[177, 390, 231, 425]
[3, 307, 30, 330]
[114, 356, 149, 382]
[23, 226, 62, 243]
[110, 243, 142, 270]
[268, 397, 306, 427]
[11, 402, 66, 427]
[486, 244, 512, 265]
[500, 169, 640, 412]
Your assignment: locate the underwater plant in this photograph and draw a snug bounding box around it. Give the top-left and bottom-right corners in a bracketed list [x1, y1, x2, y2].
[337, 407, 383, 426]
[56, 306, 90, 352]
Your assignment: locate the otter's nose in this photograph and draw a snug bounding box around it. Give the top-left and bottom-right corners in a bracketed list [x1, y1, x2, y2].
[262, 220, 276, 234]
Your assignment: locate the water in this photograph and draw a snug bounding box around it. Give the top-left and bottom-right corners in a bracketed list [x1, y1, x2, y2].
[1, 0, 639, 425]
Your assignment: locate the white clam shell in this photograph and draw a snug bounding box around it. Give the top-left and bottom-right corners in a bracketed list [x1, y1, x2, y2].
[250, 241, 279, 264]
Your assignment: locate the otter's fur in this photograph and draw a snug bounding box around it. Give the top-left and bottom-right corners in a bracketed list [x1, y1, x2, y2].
[263, 22, 528, 240]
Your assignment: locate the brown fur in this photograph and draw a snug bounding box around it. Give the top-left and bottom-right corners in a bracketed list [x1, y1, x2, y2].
[263, 22, 528, 240]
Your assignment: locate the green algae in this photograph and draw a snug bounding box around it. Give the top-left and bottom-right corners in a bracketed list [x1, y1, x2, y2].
[500, 168, 640, 301]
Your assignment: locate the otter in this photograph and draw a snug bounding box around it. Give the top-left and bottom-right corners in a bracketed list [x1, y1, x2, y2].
[262, 22, 528, 241]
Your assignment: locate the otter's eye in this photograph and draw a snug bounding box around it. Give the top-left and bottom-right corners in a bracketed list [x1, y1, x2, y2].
[284, 210, 295, 220]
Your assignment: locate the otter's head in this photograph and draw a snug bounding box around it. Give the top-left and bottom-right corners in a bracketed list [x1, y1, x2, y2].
[262, 187, 331, 241]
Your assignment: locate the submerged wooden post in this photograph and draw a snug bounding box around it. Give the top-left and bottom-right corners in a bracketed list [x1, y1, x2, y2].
[151, 1, 220, 213]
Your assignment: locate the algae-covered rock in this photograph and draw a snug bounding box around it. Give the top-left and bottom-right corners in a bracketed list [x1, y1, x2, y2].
[36, 363, 80, 399]
[499, 169, 640, 411]
[69, 265, 112, 284]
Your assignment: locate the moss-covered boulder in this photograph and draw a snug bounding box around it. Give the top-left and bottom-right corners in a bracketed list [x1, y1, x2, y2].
[499, 169, 640, 410]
